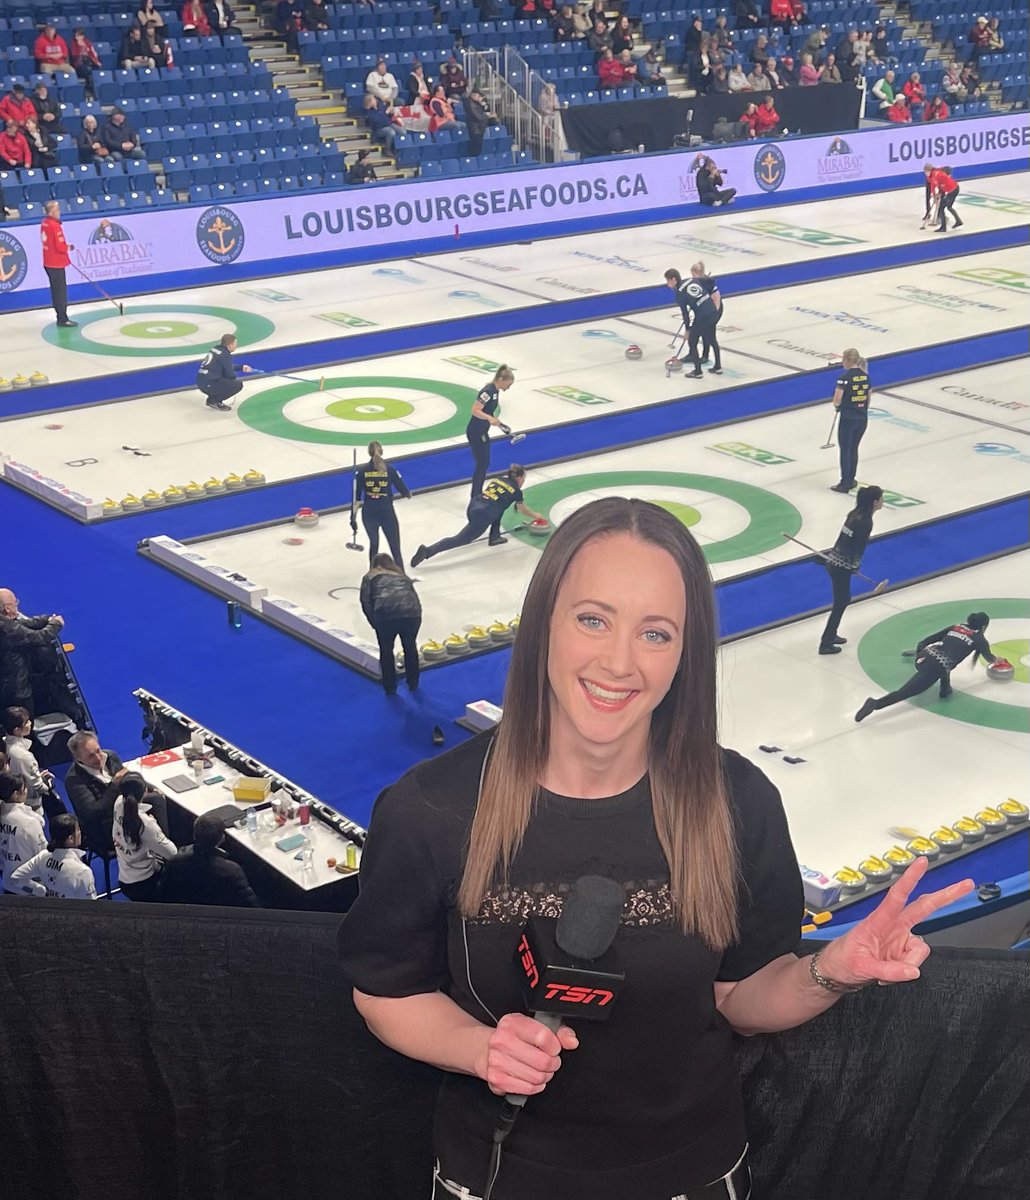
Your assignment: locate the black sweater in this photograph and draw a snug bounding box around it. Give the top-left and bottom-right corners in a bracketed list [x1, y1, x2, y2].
[338, 733, 802, 1200]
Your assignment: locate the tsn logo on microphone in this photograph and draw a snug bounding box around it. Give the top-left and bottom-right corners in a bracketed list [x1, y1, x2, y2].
[518, 935, 614, 1006]
[515, 920, 625, 1022]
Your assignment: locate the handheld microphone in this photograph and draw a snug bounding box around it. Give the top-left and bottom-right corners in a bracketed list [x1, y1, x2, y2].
[505, 874, 626, 1109]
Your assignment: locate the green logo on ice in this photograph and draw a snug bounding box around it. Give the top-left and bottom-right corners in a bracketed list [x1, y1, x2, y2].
[707, 441, 795, 467]
[315, 312, 378, 327]
[948, 268, 1029, 292]
[540, 385, 612, 407]
[242, 288, 299, 302]
[861, 483, 924, 509]
[445, 354, 504, 373]
[734, 220, 865, 247]
[960, 193, 1030, 215]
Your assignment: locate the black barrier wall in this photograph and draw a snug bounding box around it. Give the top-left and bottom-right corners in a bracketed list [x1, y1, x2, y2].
[561, 83, 863, 156]
[1, 899, 1026, 1200]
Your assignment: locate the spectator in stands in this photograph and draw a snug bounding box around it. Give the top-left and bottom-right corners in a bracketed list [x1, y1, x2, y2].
[684, 14, 706, 58]
[3, 707, 57, 816]
[967, 15, 991, 61]
[182, 0, 213, 36]
[609, 14, 632, 55]
[801, 25, 829, 64]
[753, 93, 780, 135]
[942, 62, 967, 102]
[959, 62, 982, 97]
[31, 83, 65, 135]
[749, 33, 770, 66]
[464, 89, 496, 157]
[819, 53, 842, 84]
[727, 63, 750, 92]
[8, 812, 97, 901]
[347, 148, 378, 184]
[303, 0, 329, 31]
[120, 25, 156, 69]
[733, 0, 761, 30]
[0, 591, 63, 714]
[440, 53, 467, 99]
[596, 48, 624, 87]
[687, 37, 714, 93]
[366, 61, 399, 105]
[275, 0, 305, 52]
[836, 29, 859, 82]
[206, 0, 237, 33]
[636, 48, 666, 86]
[768, 1, 804, 36]
[778, 53, 796, 84]
[137, 1, 166, 34]
[902, 70, 926, 116]
[69, 28, 102, 96]
[77, 114, 108, 163]
[34, 23, 76, 78]
[571, 4, 592, 38]
[986, 16, 1004, 50]
[870, 24, 893, 64]
[708, 64, 729, 93]
[797, 52, 819, 85]
[587, 0, 610, 28]
[588, 19, 613, 59]
[157, 812, 259, 907]
[737, 102, 759, 139]
[746, 61, 771, 91]
[142, 20, 170, 64]
[112, 772, 177, 902]
[428, 84, 460, 133]
[887, 93, 910, 123]
[0, 85, 36, 131]
[764, 55, 784, 88]
[0, 773, 46, 893]
[538, 80, 560, 121]
[872, 67, 896, 110]
[23, 118, 57, 171]
[711, 15, 734, 53]
[102, 108, 145, 161]
[554, 9, 576, 41]
[363, 94, 400, 148]
[924, 94, 950, 122]
[406, 61, 431, 105]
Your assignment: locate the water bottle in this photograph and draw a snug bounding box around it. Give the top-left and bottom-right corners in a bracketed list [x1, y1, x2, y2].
[246, 807, 258, 836]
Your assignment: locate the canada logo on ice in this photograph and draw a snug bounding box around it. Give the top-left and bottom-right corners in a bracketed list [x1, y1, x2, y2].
[753, 144, 786, 192]
[0, 230, 29, 292]
[196, 205, 245, 265]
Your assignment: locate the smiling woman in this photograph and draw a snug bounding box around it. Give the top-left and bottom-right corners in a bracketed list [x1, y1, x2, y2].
[337, 497, 973, 1200]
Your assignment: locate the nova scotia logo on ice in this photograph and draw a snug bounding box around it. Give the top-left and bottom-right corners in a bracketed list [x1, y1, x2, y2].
[753, 144, 786, 192]
[196, 205, 245, 265]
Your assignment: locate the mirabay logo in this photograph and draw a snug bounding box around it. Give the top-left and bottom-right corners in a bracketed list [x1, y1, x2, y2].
[196, 205, 245, 265]
[753, 143, 786, 192]
[817, 136, 864, 182]
[0, 229, 29, 292]
[78, 218, 154, 279]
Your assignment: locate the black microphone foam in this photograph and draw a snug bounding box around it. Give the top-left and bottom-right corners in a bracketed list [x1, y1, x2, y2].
[555, 875, 625, 960]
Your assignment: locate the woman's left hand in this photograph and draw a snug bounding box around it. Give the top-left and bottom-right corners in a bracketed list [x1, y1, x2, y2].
[817, 857, 974, 988]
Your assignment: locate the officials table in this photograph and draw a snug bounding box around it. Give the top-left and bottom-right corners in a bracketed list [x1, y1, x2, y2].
[128, 749, 362, 911]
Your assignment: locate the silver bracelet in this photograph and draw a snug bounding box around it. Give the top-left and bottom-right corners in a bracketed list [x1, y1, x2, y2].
[808, 950, 867, 995]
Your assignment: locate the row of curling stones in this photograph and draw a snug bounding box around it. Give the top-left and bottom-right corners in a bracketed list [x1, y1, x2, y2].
[0, 372, 49, 390]
[833, 798, 1029, 896]
[103, 470, 266, 515]
[422, 617, 520, 662]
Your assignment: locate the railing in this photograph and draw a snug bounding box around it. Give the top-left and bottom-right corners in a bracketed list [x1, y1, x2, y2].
[463, 45, 567, 163]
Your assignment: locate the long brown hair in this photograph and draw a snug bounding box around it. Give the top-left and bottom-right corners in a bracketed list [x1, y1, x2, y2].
[368, 439, 385, 471]
[457, 497, 740, 949]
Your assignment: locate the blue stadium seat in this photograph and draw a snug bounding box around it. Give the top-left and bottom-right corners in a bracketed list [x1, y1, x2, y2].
[188, 183, 212, 202]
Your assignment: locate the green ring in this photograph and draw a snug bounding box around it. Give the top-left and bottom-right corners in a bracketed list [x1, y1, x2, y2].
[120, 320, 199, 339]
[42, 304, 274, 357]
[237, 376, 477, 445]
[857, 598, 1030, 733]
[325, 396, 415, 422]
[502, 471, 802, 561]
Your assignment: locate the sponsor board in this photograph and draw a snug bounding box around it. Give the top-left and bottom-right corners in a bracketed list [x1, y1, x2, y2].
[707, 441, 794, 467]
[196, 205, 245, 265]
[75, 218, 155, 281]
[0, 230, 29, 292]
[753, 143, 787, 192]
[817, 136, 864, 183]
[734, 220, 865, 247]
[539, 384, 612, 406]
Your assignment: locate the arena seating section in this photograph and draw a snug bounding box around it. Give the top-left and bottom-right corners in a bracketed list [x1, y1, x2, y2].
[1, 1, 1027, 218]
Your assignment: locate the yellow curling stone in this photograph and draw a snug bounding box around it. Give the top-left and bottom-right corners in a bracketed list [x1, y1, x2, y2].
[466, 626, 492, 649]
[29, 371, 49, 385]
[204, 476, 227, 494]
[11, 373, 30, 389]
[998, 798, 1028, 823]
[832, 866, 867, 895]
[101, 497, 122, 516]
[243, 468, 266, 486]
[223, 472, 246, 490]
[184, 480, 205, 498]
[883, 845, 916, 872]
[905, 836, 940, 863]
[163, 484, 185, 502]
[975, 807, 1007, 832]
[488, 619, 513, 643]
[141, 489, 164, 507]
[444, 633, 469, 656]
[421, 639, 447, 662]
[0, 378, 11, 392]
[952, 816, 986, 844]
[859, 855, 893, 884]
[121, 493, 144, 512]
[930, 826, 963, 853]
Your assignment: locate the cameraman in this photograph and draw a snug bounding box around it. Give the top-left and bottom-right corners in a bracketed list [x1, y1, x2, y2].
[695, 154, 736, 207]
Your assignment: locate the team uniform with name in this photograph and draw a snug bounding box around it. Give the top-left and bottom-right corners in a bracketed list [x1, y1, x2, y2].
[8, 846, 98, 899]
[675, 277, 722, 374]
[834, 365, 870, 491]
[0, 801, 46, 892]
[355, 456, 412, 566]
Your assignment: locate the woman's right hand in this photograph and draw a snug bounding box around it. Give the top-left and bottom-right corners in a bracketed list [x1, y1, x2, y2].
[477, 1012, 579, 1097]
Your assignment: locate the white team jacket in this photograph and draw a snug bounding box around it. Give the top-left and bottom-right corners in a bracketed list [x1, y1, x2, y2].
[8, 846, 98, 900]
[112, 798, 177, 884]
[4, 735, 47, 808]
[0, 802, 46, 890]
